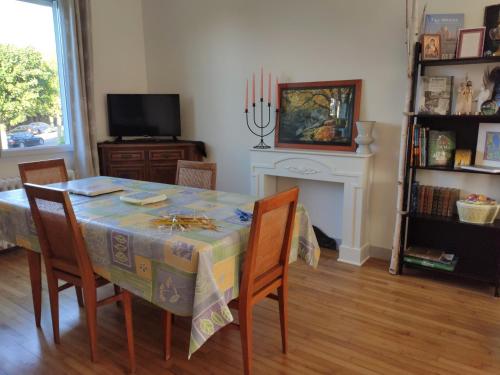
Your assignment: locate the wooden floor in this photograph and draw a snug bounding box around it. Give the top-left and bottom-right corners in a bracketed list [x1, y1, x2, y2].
[1, 248, 500, 374]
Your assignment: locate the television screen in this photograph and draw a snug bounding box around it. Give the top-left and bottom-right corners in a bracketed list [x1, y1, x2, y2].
[107, 94, 181, 137]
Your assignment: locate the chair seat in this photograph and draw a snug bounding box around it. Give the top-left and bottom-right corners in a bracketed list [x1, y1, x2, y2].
[53, 267, 109, 288]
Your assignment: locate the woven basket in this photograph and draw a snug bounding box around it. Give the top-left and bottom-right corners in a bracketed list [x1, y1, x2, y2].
[456, 201, 500, 224]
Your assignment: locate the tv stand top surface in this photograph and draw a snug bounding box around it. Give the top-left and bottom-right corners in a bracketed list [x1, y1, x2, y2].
[108, 136, 178, 144]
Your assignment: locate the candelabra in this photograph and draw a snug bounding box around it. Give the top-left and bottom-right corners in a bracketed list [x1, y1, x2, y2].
[245, 99, 278, 149]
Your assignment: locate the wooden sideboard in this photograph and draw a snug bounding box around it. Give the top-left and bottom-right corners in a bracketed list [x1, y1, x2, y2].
[97, 141, 204, 184]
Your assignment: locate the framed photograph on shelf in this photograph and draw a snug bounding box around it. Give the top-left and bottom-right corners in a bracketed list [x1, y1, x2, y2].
[484, 4, 500, 56]
[275, 80, 361, 151]
[457, 27, 486, 58]
[475, 123, 500, 168]
[422, 34, 441, 60]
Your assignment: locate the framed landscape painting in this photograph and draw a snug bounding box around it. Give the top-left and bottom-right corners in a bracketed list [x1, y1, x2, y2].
[275, 80, 361, 151]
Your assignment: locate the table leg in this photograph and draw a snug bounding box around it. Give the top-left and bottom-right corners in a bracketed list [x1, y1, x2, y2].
[26, 250, 42, 328]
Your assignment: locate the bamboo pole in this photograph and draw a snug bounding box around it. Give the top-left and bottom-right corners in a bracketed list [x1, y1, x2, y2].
[389, 0, 423, 274]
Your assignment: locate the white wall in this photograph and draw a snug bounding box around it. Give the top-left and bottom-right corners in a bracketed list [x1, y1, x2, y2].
[90, 0, 149, 142]
[141, 0, 407, 250]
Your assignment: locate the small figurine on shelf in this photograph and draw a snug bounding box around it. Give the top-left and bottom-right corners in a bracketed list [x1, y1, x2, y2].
[455, 75, 473, 115]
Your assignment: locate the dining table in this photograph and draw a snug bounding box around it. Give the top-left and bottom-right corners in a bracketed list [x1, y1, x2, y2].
[0, 176, 320, 358]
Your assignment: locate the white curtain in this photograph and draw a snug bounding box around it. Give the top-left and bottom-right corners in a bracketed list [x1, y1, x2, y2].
[57, 0, 97, 177]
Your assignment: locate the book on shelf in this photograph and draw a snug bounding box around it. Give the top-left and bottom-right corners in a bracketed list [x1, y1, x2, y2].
[428, 130, 456, 167]
[410, 181, 420, 214]
[411, 124, 430, 167]
[418, 185, 426, 214]
[424, 14, 464, 60]
[405, 246, 456, 264]
[404, 255, 458, 272]
[426, 186, 434, 215]
[414, 184, 460, 217]
[418, 76, 453, 115]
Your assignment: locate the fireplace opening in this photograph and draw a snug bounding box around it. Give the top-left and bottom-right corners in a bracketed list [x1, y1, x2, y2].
[313, 226, 337, 250]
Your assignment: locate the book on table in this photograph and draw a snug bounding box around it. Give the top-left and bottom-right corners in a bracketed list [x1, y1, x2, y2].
[65, 179, 124, 196]
[120, 191, 167, 205]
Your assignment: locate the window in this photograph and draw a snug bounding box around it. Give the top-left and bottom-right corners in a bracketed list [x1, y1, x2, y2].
[0, 0, 69, 151]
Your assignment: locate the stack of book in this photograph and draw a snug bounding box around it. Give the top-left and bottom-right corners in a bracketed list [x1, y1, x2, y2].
[410, 125, 456, 168]
[404, 246, 458, 272]
[410, 182, 460, 217]
[411, 124, 429, 167]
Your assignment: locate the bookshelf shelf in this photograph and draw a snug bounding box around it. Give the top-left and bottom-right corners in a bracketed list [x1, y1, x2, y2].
[413, 165, 500, 175]
[403, 260, 494, 284]
[420, 55, 500, 67]
[410, 213, 500, 231]
[419, 55, 500, 75]
[399, 42, 500, 296]
[413, 114, 500, 123]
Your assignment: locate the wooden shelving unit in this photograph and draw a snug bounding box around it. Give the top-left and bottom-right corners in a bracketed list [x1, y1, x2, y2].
[398, 42, 500, 296]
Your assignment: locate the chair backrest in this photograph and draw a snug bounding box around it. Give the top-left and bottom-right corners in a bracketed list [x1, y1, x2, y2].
[176, 160, 217, 190]
[240, 187, 299, 302]
[19, 159, 69, 185]
[24, 183, 94, 282]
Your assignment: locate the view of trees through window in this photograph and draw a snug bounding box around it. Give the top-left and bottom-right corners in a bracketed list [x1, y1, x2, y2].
[0, 0, 67, 150]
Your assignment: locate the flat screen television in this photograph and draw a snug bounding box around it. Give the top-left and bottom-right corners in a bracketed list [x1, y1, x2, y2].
[107, 94, 181, 137]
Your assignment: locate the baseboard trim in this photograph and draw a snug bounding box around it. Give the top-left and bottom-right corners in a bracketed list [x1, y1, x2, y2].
[338, 243, 370, 266]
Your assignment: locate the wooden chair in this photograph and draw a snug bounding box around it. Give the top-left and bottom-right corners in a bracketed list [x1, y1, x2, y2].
[18, 159, 79, 327]
[24, 183, 136, 372]
[230, 187, 299, 375]
[175, 160, 217, 190]
[19, 158, 69, 186]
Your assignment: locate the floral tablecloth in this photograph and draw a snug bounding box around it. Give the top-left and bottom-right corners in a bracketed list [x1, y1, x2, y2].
[0, 176, 320, 357]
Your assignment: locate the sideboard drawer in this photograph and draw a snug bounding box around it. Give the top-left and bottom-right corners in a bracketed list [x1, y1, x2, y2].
[149, 149, 185, 161]
[108, 165, 146, 181]
[109, 150, 145, 162]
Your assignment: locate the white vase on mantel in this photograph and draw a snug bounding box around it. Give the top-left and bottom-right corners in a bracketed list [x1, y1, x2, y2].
[355, 121, 375, 154]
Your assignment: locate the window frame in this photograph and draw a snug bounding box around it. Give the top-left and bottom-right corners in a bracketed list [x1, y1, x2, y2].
[0, 0, 73, 156]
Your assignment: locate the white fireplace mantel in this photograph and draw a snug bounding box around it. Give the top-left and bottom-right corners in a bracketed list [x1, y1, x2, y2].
[250, 147, 373, 266]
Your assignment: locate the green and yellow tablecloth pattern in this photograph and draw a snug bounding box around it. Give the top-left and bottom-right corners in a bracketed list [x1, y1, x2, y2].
[0, 177, 320, 357]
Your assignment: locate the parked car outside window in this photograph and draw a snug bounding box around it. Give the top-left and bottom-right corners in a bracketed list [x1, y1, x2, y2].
[7, 132, 45, 148]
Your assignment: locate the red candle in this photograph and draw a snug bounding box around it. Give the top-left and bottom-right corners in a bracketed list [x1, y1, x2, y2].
[268, 72, 271, 104]
[276, 78, 280, 109]
[260, 67, 264, 99]
[245, 79, 248, 111]
[252, 73, 255, 104]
